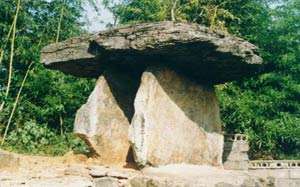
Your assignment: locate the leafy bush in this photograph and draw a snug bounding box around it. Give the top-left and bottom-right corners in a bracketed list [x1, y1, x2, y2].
[217, 84, 300, 159]
[2, 120, 90, 156]
[0, 0, 94, 156]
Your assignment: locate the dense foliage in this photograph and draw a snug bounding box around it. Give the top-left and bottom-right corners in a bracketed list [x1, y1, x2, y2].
[0, 0, 299, 159]
[219, 0, 300, 159]
[0, 0, 94, 155]
[106, 0, 300, 159]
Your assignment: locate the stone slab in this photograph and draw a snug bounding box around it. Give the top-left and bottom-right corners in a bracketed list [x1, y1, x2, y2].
[129, 68, 223, 167]
[94, 177, 119, 187]
[74, 68, 140, 165]
[249, 167, 300, 187]
[290, 169, 300, 179]
[41, 21, 263, 84]
[273, 179, 300, 187]
[138, 164, 272, 187]
[249, 169, 290, 179]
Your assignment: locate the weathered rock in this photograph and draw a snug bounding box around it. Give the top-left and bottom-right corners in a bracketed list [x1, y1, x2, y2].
[74, 68, 140, 165]
[25, 176, 93, 187]
[89, 166, 108, 178]
[129, 68, 223, 167]
[41, 21, 263, 84]
[94, 177, 119, 187]
[64, 165, 90, 176]
[133, 164, 272, 187]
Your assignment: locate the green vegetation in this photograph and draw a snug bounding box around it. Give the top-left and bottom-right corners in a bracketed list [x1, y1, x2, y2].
[0, 0, 94, 155]
[0, 0, 299, 159]
[3, 120, 89, 155]
[219, 0, 300, 159]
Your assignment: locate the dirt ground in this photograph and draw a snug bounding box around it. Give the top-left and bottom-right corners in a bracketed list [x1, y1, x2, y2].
[0, 150, 272, 187]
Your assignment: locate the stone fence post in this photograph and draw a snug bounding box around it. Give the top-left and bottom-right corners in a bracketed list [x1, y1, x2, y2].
[223, 134, 249, 170]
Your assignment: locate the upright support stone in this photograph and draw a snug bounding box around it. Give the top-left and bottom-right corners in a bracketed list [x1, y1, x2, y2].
[74, 68, 140, 166]
[129, 68, 224, 167]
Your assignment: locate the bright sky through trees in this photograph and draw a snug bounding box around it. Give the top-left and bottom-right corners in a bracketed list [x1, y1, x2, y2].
[82, 0, 114, 32]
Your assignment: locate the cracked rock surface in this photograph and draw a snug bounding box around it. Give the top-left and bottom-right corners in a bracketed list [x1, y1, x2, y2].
[130, 68, 223, 167]
[41, 21, 263, 84]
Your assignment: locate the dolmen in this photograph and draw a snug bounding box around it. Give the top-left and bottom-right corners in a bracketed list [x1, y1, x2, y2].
[41, 22, 263, 168]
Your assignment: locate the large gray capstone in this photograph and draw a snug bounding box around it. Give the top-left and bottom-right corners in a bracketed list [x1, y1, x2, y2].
[41, 21, 263, 84]
[129, 68, 223, 167]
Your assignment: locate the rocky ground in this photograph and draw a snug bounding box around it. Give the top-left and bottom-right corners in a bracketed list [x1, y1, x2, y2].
[0, 150, 273, 187]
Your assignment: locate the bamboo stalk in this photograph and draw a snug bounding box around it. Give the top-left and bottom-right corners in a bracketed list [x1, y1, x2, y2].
[0, 0, 21, 112]
[1, 62, 34, 145]
[0, 50, 3, 66]
[171, 0, 179, 21]
[0, 21, 14, 64]
[56, 0, 65, 43]
[56, 1, 66, 135]
[59, 115, 64, 136]
[0, 22, 14, 67]
[1, 22, 14, 47]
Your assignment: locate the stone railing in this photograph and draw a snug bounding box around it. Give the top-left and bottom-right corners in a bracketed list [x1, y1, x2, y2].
[224, 134, 248, 142]
[223, 134, 300, 187]
[223, 134, 300, 170]
[249, 160, 300, 169]
[249, 160, 300, 187]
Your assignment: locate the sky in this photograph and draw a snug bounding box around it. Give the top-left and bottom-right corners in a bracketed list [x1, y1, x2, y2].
[82, 0, 115, 33]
